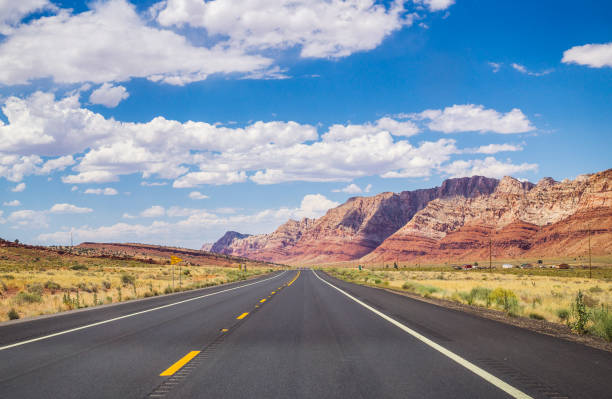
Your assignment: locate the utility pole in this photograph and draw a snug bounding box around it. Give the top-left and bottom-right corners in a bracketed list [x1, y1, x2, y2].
[588, 228, 592, 279]
[172, 265, 175, 291]
[489, 235, 492, 272]
[179, 263, 182, 289]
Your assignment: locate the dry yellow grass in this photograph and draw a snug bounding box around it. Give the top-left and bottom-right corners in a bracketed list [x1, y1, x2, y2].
[327, 268, 612, 325]
[0, 245, 273, 322]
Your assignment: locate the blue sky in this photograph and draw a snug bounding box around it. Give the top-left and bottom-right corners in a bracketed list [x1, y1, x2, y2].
[0, 0, 610, 248]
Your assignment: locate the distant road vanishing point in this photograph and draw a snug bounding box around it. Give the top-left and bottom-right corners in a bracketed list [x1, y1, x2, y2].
[0, 269, 610, 398]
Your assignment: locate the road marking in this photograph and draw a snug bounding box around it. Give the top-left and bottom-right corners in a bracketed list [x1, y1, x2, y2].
[236, 312, 249, 320]
[0, 271, 286, 352]
[160, 351, 200, 376]
[260, 299, 266, 303]
[221, 329, 228, 332]
[312, 270, 533, 399]
[287, 271, 301, 286]
[271, 291, 276, 294]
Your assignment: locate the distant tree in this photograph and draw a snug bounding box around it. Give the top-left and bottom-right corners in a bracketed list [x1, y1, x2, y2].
[14, 239, 19, 244]
[537, 259, 543, 264]
[474, 262, 479, 266]
[393, 262, 398, 270]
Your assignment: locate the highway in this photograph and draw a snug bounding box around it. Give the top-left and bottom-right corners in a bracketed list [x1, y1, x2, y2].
[0, 269, 611, 398]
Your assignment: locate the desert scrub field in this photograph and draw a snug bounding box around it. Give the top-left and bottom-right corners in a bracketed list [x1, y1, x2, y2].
[326, 268, 612, 341]
[0, 246, 273, 322]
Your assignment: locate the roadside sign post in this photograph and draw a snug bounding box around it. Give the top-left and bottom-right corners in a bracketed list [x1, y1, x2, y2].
[170, 256, 183, 291]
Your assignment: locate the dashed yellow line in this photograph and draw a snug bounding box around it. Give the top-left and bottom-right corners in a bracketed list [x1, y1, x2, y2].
[287, 271, 301, 286]
[236, 312, 249, 320]
[160, 351, 200, 376]
[260, 298, 266, 303]
[271, 291, 276, 294]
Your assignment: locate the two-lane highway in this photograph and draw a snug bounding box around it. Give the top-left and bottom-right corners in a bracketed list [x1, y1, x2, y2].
[1, 269, 611, 398]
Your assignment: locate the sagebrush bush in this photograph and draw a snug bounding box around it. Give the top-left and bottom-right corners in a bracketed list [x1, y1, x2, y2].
[14, 291, 42, 305]
[26, 283, 44, 296]
[70, 264, 88, 271]
[557, 308, 570, 324]
[121, 273, 136, 286]
[529, 312, 545, 320]
[589, 305, 612, 342]
[8, 308, 19, 320]
[489, 288, 519, 314]
[44, 280, 61, 290]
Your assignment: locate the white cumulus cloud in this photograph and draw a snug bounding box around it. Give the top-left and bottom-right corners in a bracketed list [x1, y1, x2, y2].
[333, 183, 363, 194]
[3, 200, 21, 207]
[141, 205, 166, 218]
[412, 104, 534, 134]
[49, 203, 93, 214]
[189, 191, 209, 200]
[0, 0, 272, 86]
[417, 0, 455, 12]
[84, 187, 118, 195]
[89, 83, 130, 107]
[441, 156, 538, 179]
[0, 0, 54, 34]
[156, 0, 412, 59]
[11, 182, 26, 192]
[562, 42, 612, 69]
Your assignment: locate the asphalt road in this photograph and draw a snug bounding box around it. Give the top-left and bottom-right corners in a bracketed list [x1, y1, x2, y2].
[0, 269, 611, 398]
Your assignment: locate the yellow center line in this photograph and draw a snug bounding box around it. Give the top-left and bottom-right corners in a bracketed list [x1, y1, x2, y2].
[236, 312, 249, 320]
[160, 351, 200, 376]
[260, 298, 266, 303]
[287, 270, 301, 286]
[271, 291, 276, 294]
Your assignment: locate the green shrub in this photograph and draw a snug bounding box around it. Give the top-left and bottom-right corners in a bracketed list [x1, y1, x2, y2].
[570, 290, 590, 334]
[8, 308, 19, 320]
[14, 291, 42, 304]
[557, 308, 570, 324]
[26, 283, 44, 296]
[589, 305, 612, 341]
[459, 291, 475, 305]
[121, 273, 136, 286]
[102, 280, 111, 290]
[44, 280, 61, 291]
[529, 312, 545, 320]
[164, 286, 173, 294]
[374, 279, 382, 284]
[588, 286, 603, 293]
[470, 287, 492, 306]
[489, 288, 519, 314]
[70, 264, 88, 270]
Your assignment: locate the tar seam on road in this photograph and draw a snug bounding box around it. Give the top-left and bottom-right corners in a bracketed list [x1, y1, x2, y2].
[0, 271, 286, 352]
[312, 270, 533, 399]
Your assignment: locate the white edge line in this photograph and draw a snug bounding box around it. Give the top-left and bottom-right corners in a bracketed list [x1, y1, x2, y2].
[0, 271, 287, 351]
[312, 270, 532, 399]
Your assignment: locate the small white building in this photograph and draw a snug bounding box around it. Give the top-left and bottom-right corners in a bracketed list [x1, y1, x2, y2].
[502, 264, 514, 269]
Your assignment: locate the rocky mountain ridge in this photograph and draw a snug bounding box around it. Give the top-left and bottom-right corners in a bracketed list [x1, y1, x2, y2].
[209, 169, 612, 264]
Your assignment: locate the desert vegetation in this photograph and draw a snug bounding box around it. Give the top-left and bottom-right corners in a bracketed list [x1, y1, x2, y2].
[0, 244, 274, 322]
[326, 266, 612, 342]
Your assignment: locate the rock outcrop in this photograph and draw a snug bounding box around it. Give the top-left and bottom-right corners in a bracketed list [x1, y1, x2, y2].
[208, 169, 611, 264]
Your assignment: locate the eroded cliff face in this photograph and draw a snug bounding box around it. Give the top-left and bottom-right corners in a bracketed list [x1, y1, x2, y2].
[211, 176, 499, 263]
[364, 169, 612, 262]
[210, 169, 611, 264]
